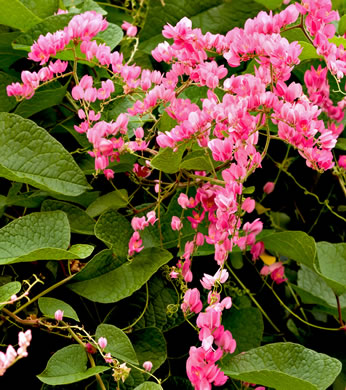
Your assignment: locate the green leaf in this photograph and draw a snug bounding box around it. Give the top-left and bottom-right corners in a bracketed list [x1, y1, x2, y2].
[96, 22, 123, 50]
[67, 248, 172, 303]
[180, 150, 213, 171]
[134, 275, 185, 331]
[0, 211, 69, 264]
[254, 0, 282, 9]
[335, 138, 346, 151]
[0, 281, 21, 309]
[0, 0, 42, 31]
[12, 14, 74, 51]
[37, 344, 109, 385]
[6, 190, 48, 208]
[95, 324, 139, 365]
[72, 249, 124, 282]
[261, 231, 316, 268]
[339, 15, 346, 35]
[151, 145, 186, 174]
[20, 0, 58, 19]
[80, 0, 107, 14]
[179, 86, 208, 107]
[14, 82, 68, 118]
[95, 209, 133, 259]
[130, 327, 167, 372]
[223, 307, 263, 354]
[0, 113, 90, 196]
[86, 190, 128, 218]
[0, 32, 27, 68]
[314, 242, 346, 296]
[41, 199, 95, 235]
[38, 297, 79, 321]
[48, 190, 101, 208]
[157, 111, 178, 132]
[0, 71, 19, 112]
[329, 36, 346, 50]
[140, 0, 262, 53]
[298, 41, 321, 61]
[0, 211, 93, 264]
[220, 342, 342, 390]
[134, 383, 163, 390]
[294, 265, 346, 317]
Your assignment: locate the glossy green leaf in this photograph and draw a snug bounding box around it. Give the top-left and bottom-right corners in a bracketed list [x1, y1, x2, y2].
[14, 82, 68, 118]
[37, 344, 109, 385]
[140, 0, 262, 53]
[0, 281, 21, 309]
[254, 0, 282, 9]
[95, 324, 139, 365]
[0, 0, 41, 31]
[95, 209, 133, 259]
[67, 248, 172, 303]
[151, 145, 186, 174]
[6, 190, 48, 208]
[261, 231, 316, 268]
[0, 113, 90, 196]
[86, 190, 128, 218]
[157, 111, 177, 132]
[41, 199, 95, 235]
[38, 297, 79, 321]
[314, 242, 346, 296]
[298, 41, 321, 61]
[221, 342, 342, 390]
[0, 71, 19, 112]
[223, 307, 263, 354]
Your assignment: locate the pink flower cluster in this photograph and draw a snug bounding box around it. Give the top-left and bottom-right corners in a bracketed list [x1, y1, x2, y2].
[0, 330, 32, 376]
[182, 288, 236, 389]
[296, 0, 345, 79]
[128, 211, 157, 256]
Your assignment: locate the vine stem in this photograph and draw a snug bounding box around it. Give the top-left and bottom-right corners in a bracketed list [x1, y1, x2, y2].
[335, 294, 345, 328]
[226, 264, 282, 334]
[264, 280, 342, 331]
[13, 275, 74, 315]
[122, 283, 149, 331]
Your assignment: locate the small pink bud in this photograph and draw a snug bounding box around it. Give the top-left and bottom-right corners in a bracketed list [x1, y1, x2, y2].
[85, 343, 97, 354]
[338, 155, 346, 169]
[98, 337, 107, 349]
[104, 352, 113, 363]
[263, 181, 275, 194]
[54, 310, 64, 321]
[10, 294, 17, 303]
[143, 361, 153, 371]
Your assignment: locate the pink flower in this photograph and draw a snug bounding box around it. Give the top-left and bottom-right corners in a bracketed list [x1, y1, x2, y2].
[121, 21, 138, 37]
[200, 269, 229, 290]
[54, 310, 64, 321]
[131, 216, 148, 231]
[263, 181, 275, 194]
[338, 155, 346, 169]
[181, 288, 203, 314]
[171, 216, 183, 231]
[98, 337, 107, 349]
[260, 262, 287, 284]
[128, 231, 144, 257]
[142, 361, 153, 371]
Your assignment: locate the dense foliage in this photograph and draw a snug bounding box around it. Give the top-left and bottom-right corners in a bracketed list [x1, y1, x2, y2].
[0, 0, 345, 389]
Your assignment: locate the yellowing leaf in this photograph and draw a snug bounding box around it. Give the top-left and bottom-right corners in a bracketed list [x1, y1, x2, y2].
[260, 252, 276, 265]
